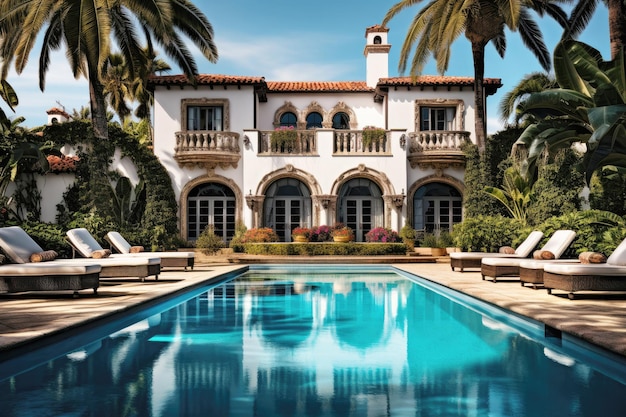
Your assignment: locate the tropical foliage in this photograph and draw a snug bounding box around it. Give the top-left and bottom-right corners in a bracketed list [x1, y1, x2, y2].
[382, 0, 569, 148]
[0, 0, 217, 142]
[514, 39, 626, 185]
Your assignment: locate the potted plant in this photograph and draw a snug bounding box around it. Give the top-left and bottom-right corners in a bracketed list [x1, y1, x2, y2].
[271, 126, 298, 151]
[421, 232, 446, 256]
[331, 225, 354, 242]
[361, 126, 386, 150]
[292, 227, 311, 243]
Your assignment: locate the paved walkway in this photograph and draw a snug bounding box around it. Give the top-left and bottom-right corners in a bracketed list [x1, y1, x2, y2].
[1, 258, 626, 360]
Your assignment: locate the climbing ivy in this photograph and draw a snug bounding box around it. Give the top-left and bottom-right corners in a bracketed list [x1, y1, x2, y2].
[44, 120, 180, 248]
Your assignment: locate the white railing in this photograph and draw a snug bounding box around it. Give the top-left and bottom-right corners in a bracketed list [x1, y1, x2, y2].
[258, 130, 317, 155]
[408, 131, 470, 153]
[175, 131, 240, 153]
[333, 130, 390, 156]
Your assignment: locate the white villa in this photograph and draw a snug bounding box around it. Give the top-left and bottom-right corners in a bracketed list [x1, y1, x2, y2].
[148, 25, 501, 242]
[38, 25, 501, 243]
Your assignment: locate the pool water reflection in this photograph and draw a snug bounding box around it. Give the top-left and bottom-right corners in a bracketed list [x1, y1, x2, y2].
[2, 267, 626, 416]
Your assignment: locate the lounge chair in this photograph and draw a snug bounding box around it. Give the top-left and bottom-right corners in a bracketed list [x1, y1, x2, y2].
[518, 258, 581, 289]
[105, 231, 195, 270]
[66, 228, 161, 281]
[450, 230, 544, 272]
[481, 230, 577, 282]
[0, 226, 101, 296]
[542, 237, 626, 299]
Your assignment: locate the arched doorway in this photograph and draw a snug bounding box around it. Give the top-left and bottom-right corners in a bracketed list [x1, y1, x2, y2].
[337, 178, 383, 242]
[263, 178, 312, 242]
[413, 183, 462, 234]
[186, 182, 236, 241]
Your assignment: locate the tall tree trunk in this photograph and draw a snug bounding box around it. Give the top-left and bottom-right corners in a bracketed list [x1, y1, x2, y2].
[608, 0, 626, 59]
[471, 40, 487, 150]
[88, 65, 109, 142]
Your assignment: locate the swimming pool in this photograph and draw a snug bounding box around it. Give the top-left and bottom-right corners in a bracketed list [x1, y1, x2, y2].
[1, 265, 625, 416]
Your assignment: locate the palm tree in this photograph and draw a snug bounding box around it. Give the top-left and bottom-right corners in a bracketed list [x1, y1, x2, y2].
[514, 39, 626, 185]
[382, 0, 569, 149]
[499, 72, 559, 127]
[103, 44, 171, 124]
[565, 0, 626, 59]
[0, 0, 217, 142]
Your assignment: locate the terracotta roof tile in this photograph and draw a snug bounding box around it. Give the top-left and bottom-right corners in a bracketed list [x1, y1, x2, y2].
[47, 155, 79, 173]
[266, 81, 373, 93]
[378, 76, 502, 87]
[46, 107, 71, 119]
[365, 25, 389, 34]
[148, 74, 266, 86]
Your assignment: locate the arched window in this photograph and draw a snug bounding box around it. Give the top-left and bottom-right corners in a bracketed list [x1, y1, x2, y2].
[413, 183, 462, 233]
[337, 178, 383, 242]
[332, 112, 350, 130]
[263, 178, 312, 242]
[373, 35, 382, 45]
[280, 112, 297, 127]
[187, 183, 236, 241]
[306, 112, 323, 129]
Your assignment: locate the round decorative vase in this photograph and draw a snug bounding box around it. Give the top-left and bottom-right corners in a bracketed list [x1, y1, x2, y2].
[333, 235, 350, 243]
[293, 235, 309, 243]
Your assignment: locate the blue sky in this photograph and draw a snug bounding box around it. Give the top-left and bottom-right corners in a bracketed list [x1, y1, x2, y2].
[8, 1, 610, 134]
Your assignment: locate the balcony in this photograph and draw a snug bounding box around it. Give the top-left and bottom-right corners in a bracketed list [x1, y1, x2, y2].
[407, 131, 469, 169]
[333, 130, 391, 156]
[174, 131, 241, 169]
[258, 130, 317, 155]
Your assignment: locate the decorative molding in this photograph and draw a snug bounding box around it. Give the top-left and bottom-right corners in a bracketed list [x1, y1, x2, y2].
[181, 97, 230, 131]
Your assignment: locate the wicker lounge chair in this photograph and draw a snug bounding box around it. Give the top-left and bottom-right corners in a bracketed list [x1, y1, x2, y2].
[0, 226, 101, 296]
[481, 230, 577, 282]
[105, 231, 194, 270]
[518, 258, 581, 289]
[66, 228, 161, 281]
[450, 230, 544, 272]
[542, 237, 626, 299]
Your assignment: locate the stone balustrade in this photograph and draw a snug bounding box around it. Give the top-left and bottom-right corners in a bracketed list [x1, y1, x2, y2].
[174, 131, 241, 169]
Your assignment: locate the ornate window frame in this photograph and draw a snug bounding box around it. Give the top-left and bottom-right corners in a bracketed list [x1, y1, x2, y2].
[415, 99, 464, 132]
[329, 102, 358, 129]
[181, 98, 230, 131]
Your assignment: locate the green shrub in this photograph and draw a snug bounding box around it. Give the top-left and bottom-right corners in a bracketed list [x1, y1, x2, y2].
[452, 215, 530, 252]
[399, 222, 417, 250]
[229, 221, 248, 252]
[535, 210, 626, 256]
[195, 225, 226, 255]
[19, 222, 72, 258]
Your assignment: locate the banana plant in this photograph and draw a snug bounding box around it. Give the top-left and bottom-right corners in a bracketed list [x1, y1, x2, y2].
[483, 167, 534, 224]
[514, 39, 626, 185]
[110, 176, 146, 227]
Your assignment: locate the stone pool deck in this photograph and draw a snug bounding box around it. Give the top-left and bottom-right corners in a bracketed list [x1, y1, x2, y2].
[1, 256, 626, 360]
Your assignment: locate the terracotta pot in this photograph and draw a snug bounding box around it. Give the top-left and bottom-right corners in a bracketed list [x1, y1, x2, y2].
[430, 247, 447, 256]
[333, 235, 350, 243]
[293, 235, 309, 243]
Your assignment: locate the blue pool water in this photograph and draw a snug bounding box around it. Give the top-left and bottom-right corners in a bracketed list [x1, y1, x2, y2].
[1, 265, 626, 416]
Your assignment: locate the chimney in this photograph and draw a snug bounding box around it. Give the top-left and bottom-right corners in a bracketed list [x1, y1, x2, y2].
[364, 25, 390, 88]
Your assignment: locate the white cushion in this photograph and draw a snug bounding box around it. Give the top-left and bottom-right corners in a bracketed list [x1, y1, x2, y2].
[0, 226, 45, 263]
[66, 228, 104, 257]
[518, 259, 580, 271]
[544, 263, 626, 276]
[0, 261, 101, 276]
[607, 237, 626, 266]
[106, 231, 132, 254]
[540, 230, 576, 258]
[514, 231, 545, 256]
